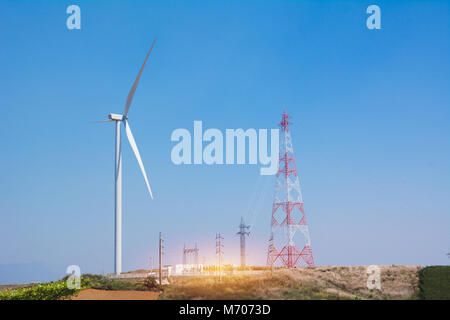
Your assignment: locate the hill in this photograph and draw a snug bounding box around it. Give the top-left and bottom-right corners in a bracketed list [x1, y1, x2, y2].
[159, 265, 423, 300]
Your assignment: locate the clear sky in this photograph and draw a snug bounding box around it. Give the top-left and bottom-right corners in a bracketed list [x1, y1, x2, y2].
[0, 0, 449, 283]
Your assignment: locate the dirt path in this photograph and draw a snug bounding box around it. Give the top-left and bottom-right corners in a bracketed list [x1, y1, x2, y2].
[71, 289, 159, 300]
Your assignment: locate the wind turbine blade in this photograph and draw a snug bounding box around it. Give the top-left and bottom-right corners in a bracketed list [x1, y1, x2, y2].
[124, 120, 154, 199]
[123, 38, 157, 118]
[90, 119, 114, 123]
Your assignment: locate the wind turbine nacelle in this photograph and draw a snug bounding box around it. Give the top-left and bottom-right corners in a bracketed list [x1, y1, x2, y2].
[109, 114, 124, 121]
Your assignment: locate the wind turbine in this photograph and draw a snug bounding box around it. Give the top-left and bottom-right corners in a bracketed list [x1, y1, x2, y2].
[95, 39, 156, 274]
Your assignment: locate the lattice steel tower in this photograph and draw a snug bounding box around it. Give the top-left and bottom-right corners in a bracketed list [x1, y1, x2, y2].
[237, 217, 250, 267]
[267, 110, 315, 268]
[183, 243, 199, 266]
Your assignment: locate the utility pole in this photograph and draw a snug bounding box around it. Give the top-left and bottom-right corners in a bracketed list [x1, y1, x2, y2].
[269, 235, 274, 277]
[237, 217, 250, 268]
[159, 232, 163, 285]
[216, 233, 224, 282]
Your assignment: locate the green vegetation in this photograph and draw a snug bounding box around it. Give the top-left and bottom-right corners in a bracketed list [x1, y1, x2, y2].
[0, 280, 83, 300]
[419, 266, 450, 300]
[80, 274, 159, 291]
[0, 274, 160, 300]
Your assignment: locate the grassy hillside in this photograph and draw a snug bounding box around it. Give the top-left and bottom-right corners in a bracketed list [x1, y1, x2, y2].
[0, 274, 160, 300]
[419, 266, 450, 300]
[159, 265, 422, 300]
[4, 265, 449, 300]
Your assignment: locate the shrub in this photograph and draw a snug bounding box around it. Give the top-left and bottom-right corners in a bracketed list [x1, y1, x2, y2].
[79, 274, 159, 291]
[80, 274, 139, 291]
[0, 281, 81, 300]
[419, 266, 450, 300]
[143, 276, 160, 290]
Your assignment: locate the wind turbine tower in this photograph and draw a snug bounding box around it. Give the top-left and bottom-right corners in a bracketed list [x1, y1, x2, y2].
[95, 39, 157, 274]
[237, 217, 250, 267]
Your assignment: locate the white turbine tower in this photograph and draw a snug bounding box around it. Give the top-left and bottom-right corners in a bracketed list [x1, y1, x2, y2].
[95, 39, 156, 274]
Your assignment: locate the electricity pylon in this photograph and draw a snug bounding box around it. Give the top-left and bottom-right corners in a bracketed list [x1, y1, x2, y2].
[268, 110, 315, 268]
[237, 217, 250, 268]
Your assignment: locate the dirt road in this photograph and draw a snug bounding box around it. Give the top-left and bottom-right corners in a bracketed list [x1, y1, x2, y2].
[71, 289, 159, 300]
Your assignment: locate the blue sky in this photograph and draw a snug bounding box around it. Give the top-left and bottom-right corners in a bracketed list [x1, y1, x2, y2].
[0, 0, 449, 283]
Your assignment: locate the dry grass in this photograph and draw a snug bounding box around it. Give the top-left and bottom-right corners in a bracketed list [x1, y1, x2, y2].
[278, 265, 422, 300]
[159, 265, 422, 300]
[71, 289, 159, 300]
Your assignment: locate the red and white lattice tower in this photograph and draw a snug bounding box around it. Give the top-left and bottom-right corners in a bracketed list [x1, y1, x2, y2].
[267, 110, 315, 268]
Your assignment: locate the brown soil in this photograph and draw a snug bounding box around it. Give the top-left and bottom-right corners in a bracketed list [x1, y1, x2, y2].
[71, 288, 159, 300]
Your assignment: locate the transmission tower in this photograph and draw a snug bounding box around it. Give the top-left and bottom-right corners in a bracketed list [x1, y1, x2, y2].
[183, 243, 199, 266]
[267, 110, 315, 268]
[216, 233, 224, 281]
[194, 243, 199, 265]
[236, 217, 250, 267]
